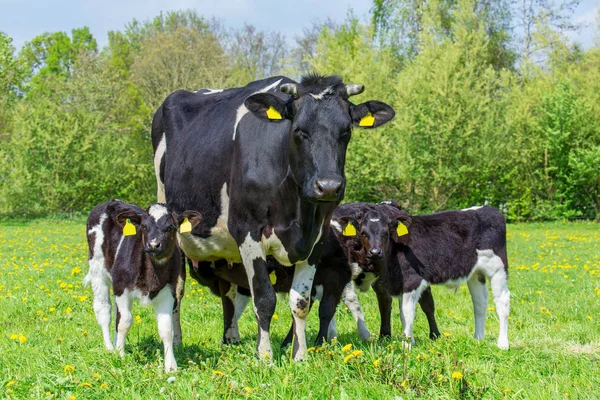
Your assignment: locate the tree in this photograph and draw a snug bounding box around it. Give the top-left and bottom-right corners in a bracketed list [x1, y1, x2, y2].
[0, 32, 23, 137]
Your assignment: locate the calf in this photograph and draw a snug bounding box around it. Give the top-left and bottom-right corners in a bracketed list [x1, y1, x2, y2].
[342, 203, 510, 349]
[84, 200, 200, 371]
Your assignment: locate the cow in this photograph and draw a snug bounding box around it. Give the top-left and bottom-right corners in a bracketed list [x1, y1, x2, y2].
[152, 74, 395, 360]
[339, 202, 510, 349]
[84, 200, 201, 372]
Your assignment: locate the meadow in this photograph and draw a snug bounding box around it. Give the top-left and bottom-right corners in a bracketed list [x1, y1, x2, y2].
[1, 218, 598, 399]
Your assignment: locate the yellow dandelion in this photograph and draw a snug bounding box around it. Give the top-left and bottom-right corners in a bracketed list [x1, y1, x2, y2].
[401, 380, 408, 388]
[272, 314, 279, 320]
[342, 343, 353, 353]
[307, 347, 315, 353]
[100, 383, 109, 389]
[6, 381, 15, 387]
[71, 266, 81, 275]
[65, 307, 72, 314]
[64, 365, 75, 374]
[212, 370, 223, 376]
[343, 354, 354, 363]
[69, 396, 76, 400]
[79, 382, 92, 388]
[350, 350, 363, 358]
[57, 338, 63, 343]
[443, 332, 451, 337]
[82, 331, 88, 336]
[49, 307, 56, 312]
[92, 372, 101, 380]
[18, 333, 26, 344]
[452, 371, 463, 380]
[10, 333, 18, 340]
[373, 358, 381, 368]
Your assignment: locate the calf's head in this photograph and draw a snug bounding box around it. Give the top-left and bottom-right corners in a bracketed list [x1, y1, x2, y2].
[245, 74, 395, 203]
[115, 204, 202, 262]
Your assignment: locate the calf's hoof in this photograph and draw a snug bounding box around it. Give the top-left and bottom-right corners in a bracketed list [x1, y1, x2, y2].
[497, 338, 509, 350]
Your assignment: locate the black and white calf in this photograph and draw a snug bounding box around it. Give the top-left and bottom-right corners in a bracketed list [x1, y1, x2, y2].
[343, 203, 510, 349]
[84, 200, 199, 371]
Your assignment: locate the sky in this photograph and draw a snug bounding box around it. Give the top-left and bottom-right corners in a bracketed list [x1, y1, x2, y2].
[0, 0, 598, 51]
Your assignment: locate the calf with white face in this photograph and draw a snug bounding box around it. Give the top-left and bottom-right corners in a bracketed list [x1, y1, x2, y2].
[84, 200, 200, 372]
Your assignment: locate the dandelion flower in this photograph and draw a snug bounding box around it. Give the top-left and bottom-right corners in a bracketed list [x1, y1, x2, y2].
[212, 370, 223, 376]
[342, 343, 353, 353]
[64, 365, 75, 374]
[100, 383, 109, 389]
[443, 332, 451, 337]
[79, 382, 92, 388]
[6, 381, 15, 387]
[18, 333, 26, 344]
[272, 314, 278, 320]
[10, 333, 18, 340]
[373, 358, 381, 367]
[350, 350, 363, 358]
[65, 307, 72, 314]
[452, 371, 463, 380]
[343, 354, 354, 363]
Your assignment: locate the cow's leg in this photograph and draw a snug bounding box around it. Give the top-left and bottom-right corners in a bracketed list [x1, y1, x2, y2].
[372, 280, 393, 338]
[88, 273, 114, 351]
[467, 274, 488, 341]
[327, 316, 338, 341]
[341, 283, 370, 341]
[239, 235, 275, 360]
[315, 295, 338, 346]
[401, 280, 429, 345]
[172, 254, 186, 346]
[418, 287, 441, 339]
[114, 291, 133, 356]
[489, 270, 510, 350]
[289, 260, 316, 361]
[221, 280, 241, 344]
[282, 299, 315, 348]
[153, 286, 177, 372]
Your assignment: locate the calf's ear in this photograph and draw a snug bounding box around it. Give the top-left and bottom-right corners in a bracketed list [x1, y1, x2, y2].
[245, 93, 290, 121]
[351, 101, 395, 129]
[177, 210, 202, 234]
[336, 216, 359, 237]
[116, 211, 142, 227]
[391, 215, 412, 243]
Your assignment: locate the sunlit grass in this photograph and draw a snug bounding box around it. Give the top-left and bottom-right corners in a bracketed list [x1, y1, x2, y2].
[1, 219, 598, 399]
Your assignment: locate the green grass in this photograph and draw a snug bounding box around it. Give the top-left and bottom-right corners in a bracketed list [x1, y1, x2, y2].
[1, 219, 599, 399]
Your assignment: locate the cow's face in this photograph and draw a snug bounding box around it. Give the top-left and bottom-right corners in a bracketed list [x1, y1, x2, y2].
[245, 75, 395, 203]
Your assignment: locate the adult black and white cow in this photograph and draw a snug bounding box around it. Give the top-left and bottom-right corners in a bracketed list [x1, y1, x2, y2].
[152, 74, 395, 360]
[340, 202, 510, 349]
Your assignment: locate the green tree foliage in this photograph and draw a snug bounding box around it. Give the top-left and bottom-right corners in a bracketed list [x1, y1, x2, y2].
[0, 32, 24, 136]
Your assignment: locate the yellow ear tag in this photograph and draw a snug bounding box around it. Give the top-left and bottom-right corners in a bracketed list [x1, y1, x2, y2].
[359, 112, 375, 127]
[123, 219, 136, 236]
[266, 106, 282, 120]
[342, 223, 357, 236]
[269, 271, 277, 285]
[180, 217, 192, 234]
[396, 222, 408, 237]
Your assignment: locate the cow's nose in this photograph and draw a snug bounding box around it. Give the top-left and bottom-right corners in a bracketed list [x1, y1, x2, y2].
[314, 178, 343, 200]
[146, 240, 162, 253]
[369, 248, 382, 258]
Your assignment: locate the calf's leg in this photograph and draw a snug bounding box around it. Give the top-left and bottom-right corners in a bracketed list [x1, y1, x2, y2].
[372, 280, 393, 338]
[153, 286, 177, 372]
[289, 260, 316, 361]
[341, 283, 370, 341]
[87, 273, 114, 351]
[401, 280, 429, 345]
[114, 292, 133, 356]
[172, 254, 186, 346]
[418, 287, 441, 339]
[467, 274, 488, 340]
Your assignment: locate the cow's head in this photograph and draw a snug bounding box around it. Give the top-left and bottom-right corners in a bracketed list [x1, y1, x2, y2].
[115, 203, 202, 262]
[245, 74, 395, 203]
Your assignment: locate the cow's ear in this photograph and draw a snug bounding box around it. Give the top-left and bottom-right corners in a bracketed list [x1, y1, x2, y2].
[391, 215, 411, 243]
[245, 93, 289, 121]
[351, 101, 395, 129]
[116, 210, 142, 227]
[177, 210, 202, 234]
[337, 216, 358, 237]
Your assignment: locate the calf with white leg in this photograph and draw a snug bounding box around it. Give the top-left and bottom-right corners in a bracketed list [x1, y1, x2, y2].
[84, 200, 201, 372]
[345, 203, 510, 349]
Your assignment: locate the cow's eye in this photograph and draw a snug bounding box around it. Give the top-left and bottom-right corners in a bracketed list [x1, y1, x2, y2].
[294, 127, 309, 139]
[165, 225, 176, 232]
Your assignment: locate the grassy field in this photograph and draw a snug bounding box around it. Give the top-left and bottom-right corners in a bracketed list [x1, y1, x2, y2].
[1, 219, 599, 399]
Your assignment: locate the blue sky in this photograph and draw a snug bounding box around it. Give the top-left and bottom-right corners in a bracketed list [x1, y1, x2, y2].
[0, 0, 597, 51]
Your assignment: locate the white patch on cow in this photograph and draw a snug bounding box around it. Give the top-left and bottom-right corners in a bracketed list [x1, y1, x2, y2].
[461, 205, 483, 211]
[350, 263, 362, 280]
[203, 88, 223, 95]
[309, 86, 333, 100]
[232, 79, 283, 140]
[401, 280, 430, 345]
[330, 220, 342, 233]
[172, 273, 185, 346]
[114, 290, 133, 356]
[341, 282, 370, 341]
[177, 183, 239, 262]
[262, 231, 292, 266]
[239, 233, 272, 359]
[234, 291, 250, 325]
[289, 260, 316, 361]
[154, 134, 167, 203]
[84, 214, 114, 351]
[369, 218, 380, 222]
[148, 203, 168, 222]
[467, 275, 488, 340]
[313, 284, 324, 302]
